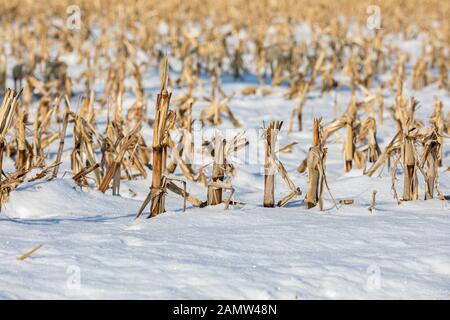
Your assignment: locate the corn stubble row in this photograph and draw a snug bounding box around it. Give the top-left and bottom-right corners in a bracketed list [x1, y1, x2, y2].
[0, 0, 448, 216]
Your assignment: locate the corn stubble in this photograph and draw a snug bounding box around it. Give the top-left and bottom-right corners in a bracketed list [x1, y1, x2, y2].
[0, 0, 447, 216]
[263, 121, 302, 208]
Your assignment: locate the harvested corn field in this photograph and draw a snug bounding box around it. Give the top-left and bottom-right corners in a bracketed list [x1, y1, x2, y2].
[0, 0, 449, 299]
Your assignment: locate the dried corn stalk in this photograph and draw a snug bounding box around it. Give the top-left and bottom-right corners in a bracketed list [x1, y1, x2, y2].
[429, 100, 444, 167]
[262, 121, 302, 207]
[287, 52, 325, 133]
[71, 112, 102, 187]
[50, 96, 71, 179]
[135, 58, 193, 218]
[343, 97, 357, 172]
[202, 131, 248, 207]
[0, 89, 21, 183]
[207, 135, 226, 206]
[419, 129, 440, 200]
[400, 98, 419, 201]
[304, 118, 336, 210]
[0, 50, 6, 94]
[148, 59, 173, 216]
[368, 190, 377, 213]
[14, 103, 30, 171]
[200, 66, 240, 128]
[357, 117, 381, 163]
[263, 121, 281, 207]
[366, 131, 401, 177]
[98, 124, 140, 193]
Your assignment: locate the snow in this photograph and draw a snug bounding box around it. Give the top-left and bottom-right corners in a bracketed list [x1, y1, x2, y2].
[0, 33, 449, 299]
[1, 194, 449, 299]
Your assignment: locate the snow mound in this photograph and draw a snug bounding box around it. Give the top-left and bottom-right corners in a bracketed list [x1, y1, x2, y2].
[2, 179, 140, 219]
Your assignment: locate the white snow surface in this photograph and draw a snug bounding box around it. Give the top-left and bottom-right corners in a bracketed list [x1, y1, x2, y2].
[0, 37, 449, 299]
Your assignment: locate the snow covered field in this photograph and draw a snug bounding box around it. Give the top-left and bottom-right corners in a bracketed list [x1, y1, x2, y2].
[0, 2, 449, 298]
[0, 66, 448, 299]
[1, 193, 449, 299]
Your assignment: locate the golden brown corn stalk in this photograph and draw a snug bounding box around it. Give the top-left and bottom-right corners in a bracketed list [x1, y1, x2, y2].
[202, 131, 247, 208]
[368, 190, 377, 213]
[167, 135, 196, 181]
[71, 112, 102, 187]
[261, 121, 302, 207]
[419, 129, 440, 200]
[412, 58, 428, 90]
[304, 118, 323, 208]
[343, 96, 357, 172]
[14, 104, 29, 171]
[376, 85, 384, 125]
[98, 125, 140, 193]
[198, 63, 240, 128]
[321, 95, 360, 173]
[0, 89, 21, 183]
[287, 52, 325, 133]
[263, 121, 282, 207]
[200, 92, 241, 128]
[304, 118, 336, 210]
[358, 117, 381, 163]
[304, 145, 326, 210]
[400, 98, 419, 201]
[288, 82, 309, 133]
[429, 100, 444, 167]
[73, 163, 100, 187]
[207, 135, 225, 206]
[366, 131, 401, 177]
[166, 103, 196, 180]
[149, 58, 172, 217]
[50, 96, 71, 179]
[0, 50, 6, 94]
